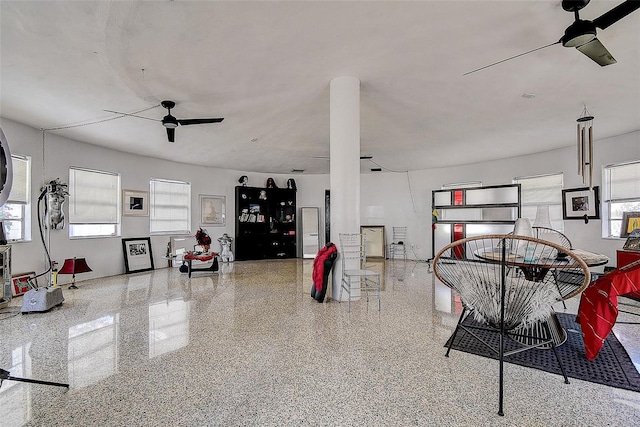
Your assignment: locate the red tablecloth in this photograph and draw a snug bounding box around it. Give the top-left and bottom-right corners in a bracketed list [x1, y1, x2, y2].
[577, 262, 640, 360]
[183, 252, 217, 262]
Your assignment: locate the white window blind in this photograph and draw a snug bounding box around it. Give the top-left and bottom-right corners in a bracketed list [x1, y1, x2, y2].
[0, 155, 31, 241]
[603, 161, 640, 238]
[7, 155, 29, 204]
[513, 173, 564, 231]
[69, 168, 119, 224]
[607, 161, 640, 201]
[150, 178, 190, 234]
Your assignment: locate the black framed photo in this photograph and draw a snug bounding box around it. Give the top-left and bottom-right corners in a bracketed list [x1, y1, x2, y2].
[562, 186, 600, 220]
[122, 237, 154, 274]
[621, 212, 640, 238]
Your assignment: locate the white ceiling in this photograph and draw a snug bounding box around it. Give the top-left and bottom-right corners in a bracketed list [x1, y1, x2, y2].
[1, 1, 639, 175]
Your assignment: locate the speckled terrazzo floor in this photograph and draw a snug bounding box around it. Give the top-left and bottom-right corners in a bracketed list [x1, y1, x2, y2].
[1, 259, 639, 426]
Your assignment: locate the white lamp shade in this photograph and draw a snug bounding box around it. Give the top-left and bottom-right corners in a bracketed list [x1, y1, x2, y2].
[513, 218, 533, 237]
[532, 205, 552, 229]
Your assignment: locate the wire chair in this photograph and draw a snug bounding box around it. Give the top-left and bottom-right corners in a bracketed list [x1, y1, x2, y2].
[532, 226, 580, 309]
[432, 234, 591, 416]
[389, 226, 407, 260]
[339, 233, 381, 312]
[532, 226, 572, 249]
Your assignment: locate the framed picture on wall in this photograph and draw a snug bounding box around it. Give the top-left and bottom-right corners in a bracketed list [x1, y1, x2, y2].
[199, 194, 225, 226]
[122, 237, 154, 274]
[562, 186, 600, 220]
[620, 212, 640, 238]
[122, 189, 149, 216]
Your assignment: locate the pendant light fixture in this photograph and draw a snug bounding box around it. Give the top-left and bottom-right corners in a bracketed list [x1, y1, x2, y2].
[576, 106, 594, 189]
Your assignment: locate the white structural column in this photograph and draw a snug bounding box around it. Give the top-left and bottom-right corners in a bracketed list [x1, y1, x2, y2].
[329, 76, 361, 300]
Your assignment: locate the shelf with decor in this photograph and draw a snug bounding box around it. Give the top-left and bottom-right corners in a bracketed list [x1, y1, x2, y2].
[235, 186, 296, 260]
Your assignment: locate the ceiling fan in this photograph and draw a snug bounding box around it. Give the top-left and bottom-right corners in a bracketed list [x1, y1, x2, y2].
[464, 0, 640, 75]
[105, 100, 224, 142]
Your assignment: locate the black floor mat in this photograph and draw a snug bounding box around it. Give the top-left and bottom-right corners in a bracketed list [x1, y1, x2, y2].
[445, 312, 640, 393]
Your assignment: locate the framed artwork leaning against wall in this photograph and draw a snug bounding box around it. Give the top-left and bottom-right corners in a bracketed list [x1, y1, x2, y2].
[122, 237, 154, 274]
[621, 212, 640, 238]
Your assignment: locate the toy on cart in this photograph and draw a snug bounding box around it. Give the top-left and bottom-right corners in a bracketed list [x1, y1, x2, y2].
[179, 228, 219, 278]
[180, 252, 219, 278]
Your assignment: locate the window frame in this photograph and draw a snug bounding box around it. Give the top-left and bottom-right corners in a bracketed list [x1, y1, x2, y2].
[149, 178, 191, 235]
[513, 172, 564, 232]
[602, 160, 640, 239]
[68, 167, 121, 239]
[0, 155, 31, 242]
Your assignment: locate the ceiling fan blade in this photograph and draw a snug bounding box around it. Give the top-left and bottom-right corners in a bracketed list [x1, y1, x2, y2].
[463, 41, 560, 76]
[177, 118, 224, 126]
[103, 110, 159, 122]
[166, 128, 175, 143]
[576, 37, 617, 65]
[592, 0, 640, 30]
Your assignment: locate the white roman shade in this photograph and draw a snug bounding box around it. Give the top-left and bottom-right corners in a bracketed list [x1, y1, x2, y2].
[150, 178, 191, 234]
[69, 167, 119, 224]
[8, 155, 29, 204]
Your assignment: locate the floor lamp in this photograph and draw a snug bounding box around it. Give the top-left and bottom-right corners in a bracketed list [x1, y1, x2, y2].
[58, 257, 92, 289]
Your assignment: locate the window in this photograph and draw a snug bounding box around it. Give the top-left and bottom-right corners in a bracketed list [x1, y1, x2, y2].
[441, 181, 482, 189]
[0, 155, 31, 241]
[69, 167, 120, 238]
[513, 173, 564, 231]
[150, 178, 190, 234]
[603, 161, 640, 238]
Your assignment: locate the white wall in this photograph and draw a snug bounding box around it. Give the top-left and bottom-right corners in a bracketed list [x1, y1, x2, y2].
[1, 118, 312, 283]
[2, 116, 639, 283]
[403, 129, 640, 264]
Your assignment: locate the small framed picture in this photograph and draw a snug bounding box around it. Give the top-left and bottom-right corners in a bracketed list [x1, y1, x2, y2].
[562, 186, 600, 220]
[623, 236, 640, 251]
[199, 194, 226, 226]
[122, 189, 149, 217]
[620, 212, 640, 238]
[122, 237, 154, 274]
[12, 272, 36, 296]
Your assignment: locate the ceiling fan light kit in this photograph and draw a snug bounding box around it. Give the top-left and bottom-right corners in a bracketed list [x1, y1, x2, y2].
[161, 101, 179, 129]
[561, 20, 596, 48]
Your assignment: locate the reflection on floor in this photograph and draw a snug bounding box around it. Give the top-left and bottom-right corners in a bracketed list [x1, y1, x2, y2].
[1, 259, 639, 426]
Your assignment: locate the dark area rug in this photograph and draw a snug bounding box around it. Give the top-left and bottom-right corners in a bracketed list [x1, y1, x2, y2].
[445, 312, 640, 393]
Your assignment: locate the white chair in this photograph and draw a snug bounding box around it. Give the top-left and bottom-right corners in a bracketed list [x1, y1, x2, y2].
[339, 233, 381, 312]
[389, 226, 407, 260]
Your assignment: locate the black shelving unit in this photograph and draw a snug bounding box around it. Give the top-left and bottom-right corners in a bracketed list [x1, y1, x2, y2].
[431, 184, 521, 260]
[235, 186, 296, 260]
